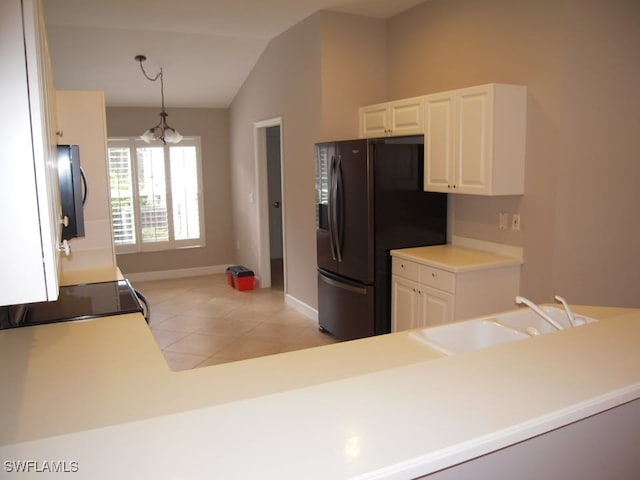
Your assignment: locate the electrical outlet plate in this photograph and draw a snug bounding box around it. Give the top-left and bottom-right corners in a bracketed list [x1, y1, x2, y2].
[512, 214, 521, 230]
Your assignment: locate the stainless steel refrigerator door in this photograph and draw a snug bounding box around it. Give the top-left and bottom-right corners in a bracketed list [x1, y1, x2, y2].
[318, 269, 374, 341]
[316, 139, 374, 283]
[333, 140, 374, 283]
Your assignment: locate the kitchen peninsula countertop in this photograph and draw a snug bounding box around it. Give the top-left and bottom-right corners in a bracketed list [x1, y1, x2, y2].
[1, 269, 638, 479]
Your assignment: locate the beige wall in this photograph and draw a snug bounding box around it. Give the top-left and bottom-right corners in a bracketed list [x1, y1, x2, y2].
[552, 0, 640, 306]
[387, 0, 640, 306]
[229, 12, 386, 309]
[230, 14, 323, 308]
[105, 107, 235, 274]
[319, 12, 387, 141]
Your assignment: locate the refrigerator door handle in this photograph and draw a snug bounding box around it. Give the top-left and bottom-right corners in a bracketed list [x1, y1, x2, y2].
[327, 155, 337, 260]
[329, 155, 339, 261]
[334, 154, 344, 262]
[319, 272, 368, 295]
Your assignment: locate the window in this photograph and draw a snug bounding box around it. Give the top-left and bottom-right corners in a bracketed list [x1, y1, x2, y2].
[107, 137, 205, 253]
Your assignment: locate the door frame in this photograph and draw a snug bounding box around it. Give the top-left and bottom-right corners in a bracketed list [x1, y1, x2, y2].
[254, 117, 286, 291]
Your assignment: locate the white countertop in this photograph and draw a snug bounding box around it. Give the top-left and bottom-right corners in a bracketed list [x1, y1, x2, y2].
[391, 245, 522, 273]
[0, 313, 444, 447]
[1, 268, 638, 478]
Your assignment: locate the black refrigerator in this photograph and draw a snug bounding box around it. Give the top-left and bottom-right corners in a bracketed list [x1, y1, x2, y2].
[315, 136, 447, 341]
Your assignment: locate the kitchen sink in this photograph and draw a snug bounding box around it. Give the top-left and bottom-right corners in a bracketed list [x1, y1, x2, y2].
[492, 306, 597, 334]
[408, 318, 529, 355]
[408, 306, 598, 356]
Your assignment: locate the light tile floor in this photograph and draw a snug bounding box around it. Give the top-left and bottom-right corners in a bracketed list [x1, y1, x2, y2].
[131, 274, 338, 371]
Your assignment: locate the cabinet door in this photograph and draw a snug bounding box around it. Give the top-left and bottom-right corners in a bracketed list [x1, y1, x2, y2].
[359, 104, 388, 138]
[391, 275, 420, 332]
[454, 85, 493, 195]
[424, 92, 454, 193]
[424, 83, 526, 196]
[388, 97, 424, 137]
[420, 286, 454, 328]
[0, 0, 60, 305]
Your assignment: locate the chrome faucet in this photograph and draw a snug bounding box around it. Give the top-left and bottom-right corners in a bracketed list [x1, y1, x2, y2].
[515, 296, 565, 330]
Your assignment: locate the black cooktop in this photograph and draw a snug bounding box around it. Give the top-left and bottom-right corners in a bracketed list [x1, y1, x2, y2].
[1, 280, 143, 329]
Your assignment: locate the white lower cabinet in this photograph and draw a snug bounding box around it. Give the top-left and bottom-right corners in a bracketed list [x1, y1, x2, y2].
[391, 255, 520, 332]
[391, 271, 454, 331]
[391, 276, 422, 331]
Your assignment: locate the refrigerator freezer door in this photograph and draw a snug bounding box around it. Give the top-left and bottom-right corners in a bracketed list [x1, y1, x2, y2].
[318, 270, 374, 341]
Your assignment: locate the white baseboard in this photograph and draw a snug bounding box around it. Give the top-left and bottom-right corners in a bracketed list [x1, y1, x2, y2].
[285, 293, 318, 322]
[125, 264, 232, 283]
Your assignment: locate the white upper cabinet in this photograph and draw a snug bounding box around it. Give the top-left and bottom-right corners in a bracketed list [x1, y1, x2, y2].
[0, 0, 61, 305]
[359, 96, 424, 138]
[424, 84, 527, 195]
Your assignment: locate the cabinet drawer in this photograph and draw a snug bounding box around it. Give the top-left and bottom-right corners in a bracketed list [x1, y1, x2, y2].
[420, 265, 455, 293]
[392, 258, 419, 282]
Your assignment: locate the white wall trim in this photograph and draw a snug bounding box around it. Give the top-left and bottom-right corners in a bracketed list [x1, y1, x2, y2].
[285, 293, 318, 322]
[125, 264, 232, 283]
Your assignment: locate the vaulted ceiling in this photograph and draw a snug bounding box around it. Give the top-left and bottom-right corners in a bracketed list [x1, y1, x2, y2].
[43, 0, 426, 108]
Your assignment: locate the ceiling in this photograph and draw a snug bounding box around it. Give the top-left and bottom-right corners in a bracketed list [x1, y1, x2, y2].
[43, 0, 426, 108]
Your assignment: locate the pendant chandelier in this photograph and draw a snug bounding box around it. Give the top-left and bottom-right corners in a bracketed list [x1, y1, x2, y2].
[135, 54, 183, 145]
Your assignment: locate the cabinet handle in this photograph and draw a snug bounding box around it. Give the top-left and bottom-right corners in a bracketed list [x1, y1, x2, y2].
[432, 272, 437, 278]
[401, 263, 405, 269]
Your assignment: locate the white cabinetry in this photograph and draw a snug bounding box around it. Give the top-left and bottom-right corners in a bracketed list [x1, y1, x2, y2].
[424, 84, 526, 195]
[57, 91, 116, 272]
[0, 0, 61, 305]
[391, 259, 454, 331]
[359, 97, 424, 138]
[391, 247, 521, 333]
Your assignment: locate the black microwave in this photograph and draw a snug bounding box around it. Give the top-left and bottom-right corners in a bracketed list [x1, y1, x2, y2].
[57, 144, 85, 240]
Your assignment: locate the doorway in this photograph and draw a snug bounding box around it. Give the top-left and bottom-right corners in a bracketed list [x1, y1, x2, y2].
[266, 125, 283, 288]
[254, 117, 285, 291]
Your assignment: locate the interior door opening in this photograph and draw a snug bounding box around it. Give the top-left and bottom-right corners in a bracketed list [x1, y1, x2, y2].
[254, 117, 285, 291]
[266, 126, 283, 289]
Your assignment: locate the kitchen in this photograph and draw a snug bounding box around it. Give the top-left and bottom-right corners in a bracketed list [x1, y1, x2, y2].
[1, 0, 640, 478]
[30, 0, 640, 311]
